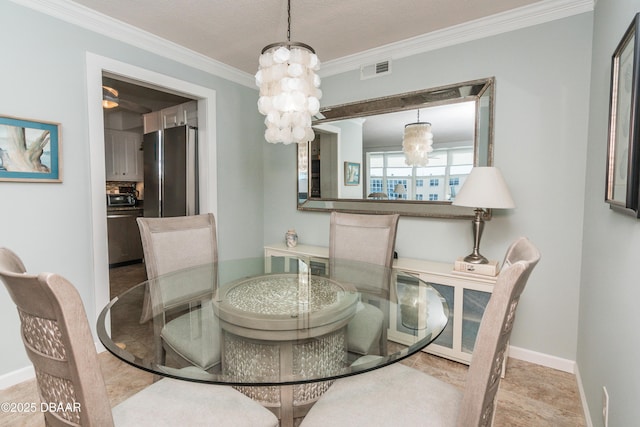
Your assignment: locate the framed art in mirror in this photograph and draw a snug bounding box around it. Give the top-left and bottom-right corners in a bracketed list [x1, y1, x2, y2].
[0, 116, 62, 183]
[344, 162, 360, 185]
[606, 13, 640, 216]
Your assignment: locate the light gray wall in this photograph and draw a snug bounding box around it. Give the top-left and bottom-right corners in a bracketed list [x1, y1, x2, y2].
[580, 1, 640, 425]
[263, 13, 594, 361]
[0, 2, 264, 376]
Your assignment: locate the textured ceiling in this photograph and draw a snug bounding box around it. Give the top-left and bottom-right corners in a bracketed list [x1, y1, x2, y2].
[71, 0, 543, 74]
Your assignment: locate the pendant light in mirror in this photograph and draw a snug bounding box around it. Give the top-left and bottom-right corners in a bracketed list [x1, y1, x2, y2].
[402, 110, 433, 166]
[255, 0, 321, 144]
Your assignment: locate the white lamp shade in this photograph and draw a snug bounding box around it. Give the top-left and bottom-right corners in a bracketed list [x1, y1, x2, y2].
[452, 167, 515, 209]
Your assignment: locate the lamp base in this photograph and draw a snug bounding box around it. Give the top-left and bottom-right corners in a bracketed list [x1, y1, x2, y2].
[464, 208, 489, 264]
[463, 252, 489, 264]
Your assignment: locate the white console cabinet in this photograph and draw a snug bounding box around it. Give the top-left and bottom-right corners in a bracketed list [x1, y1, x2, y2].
[264, 243, 329, 276]
[264, 243, 497, 365]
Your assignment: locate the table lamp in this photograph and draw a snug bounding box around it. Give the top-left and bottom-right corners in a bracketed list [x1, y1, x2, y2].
[452, 167, 515, 264]
[394, 183, 406, 200]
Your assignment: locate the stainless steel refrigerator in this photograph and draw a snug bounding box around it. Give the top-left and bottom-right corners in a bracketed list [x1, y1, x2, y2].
[143, 125, 198, 218]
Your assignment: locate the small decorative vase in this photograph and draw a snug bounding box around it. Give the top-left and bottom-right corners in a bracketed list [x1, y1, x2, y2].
[285, 229, 298, 248]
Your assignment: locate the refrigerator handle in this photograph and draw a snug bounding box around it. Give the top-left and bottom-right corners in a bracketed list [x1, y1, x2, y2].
[186, 127, 199, 215]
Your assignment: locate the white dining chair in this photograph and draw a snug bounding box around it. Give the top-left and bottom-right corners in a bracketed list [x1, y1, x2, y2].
[329, 211, 400, 358]
[0, 247, 278, 427]
[301, 237, 540, 427]
[137, 213, 221, 371]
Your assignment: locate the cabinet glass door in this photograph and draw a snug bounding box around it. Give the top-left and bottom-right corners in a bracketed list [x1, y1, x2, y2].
[429, 283, 454, 349]
[462, 289, 491, 353]
[394, 273, 421, 337]
[394, 273, 455, 349]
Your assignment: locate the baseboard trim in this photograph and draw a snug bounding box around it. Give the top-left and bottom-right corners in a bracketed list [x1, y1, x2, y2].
[508, 345, 576, 373]
[574, 364, 594, 427]
[0, 365, 34, 390]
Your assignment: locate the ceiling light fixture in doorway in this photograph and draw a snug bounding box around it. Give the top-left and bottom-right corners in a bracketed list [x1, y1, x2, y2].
[102, 85, 119, 109]
[255, 0, 322, 144]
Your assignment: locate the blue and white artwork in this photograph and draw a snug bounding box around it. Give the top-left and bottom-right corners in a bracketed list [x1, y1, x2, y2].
[0, 116, 60, 182]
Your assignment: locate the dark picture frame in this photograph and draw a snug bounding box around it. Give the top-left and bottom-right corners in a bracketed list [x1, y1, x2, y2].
[606, 13, 640, 215]
[0, 116, 62, 182]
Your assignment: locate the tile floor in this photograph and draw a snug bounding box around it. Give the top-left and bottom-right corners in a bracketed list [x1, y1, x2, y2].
[0, 263, 586, 426]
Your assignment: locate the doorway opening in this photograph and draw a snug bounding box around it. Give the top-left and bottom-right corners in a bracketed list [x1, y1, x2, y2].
[102, 74, 196, 297]
[87, 53, 218, 329]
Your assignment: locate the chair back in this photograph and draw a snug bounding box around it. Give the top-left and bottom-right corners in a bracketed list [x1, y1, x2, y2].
[329, 212, 399, 268]
[457, 237, 541, 427]
[137, 213, 218, 324]
[329, 212, 399, 296]
[0, 248, 114, 426]
[137, 213, 218, 279]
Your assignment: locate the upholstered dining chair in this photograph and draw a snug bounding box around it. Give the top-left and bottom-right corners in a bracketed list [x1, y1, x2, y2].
[137, 213, 220, 370]
[301, 237, 540, 427]
[0, 247, 278, 427]
[329, 211, 400, 358]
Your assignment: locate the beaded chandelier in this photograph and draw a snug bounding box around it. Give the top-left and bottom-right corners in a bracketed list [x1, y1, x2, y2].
[255, 0, 321, 144]
[402, 110, 433, 166]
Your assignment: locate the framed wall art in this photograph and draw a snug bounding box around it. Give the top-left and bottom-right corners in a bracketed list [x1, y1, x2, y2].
[606, 13, 640, 215]
[344, 161, 360, 186]
[0, 116, 61, 182]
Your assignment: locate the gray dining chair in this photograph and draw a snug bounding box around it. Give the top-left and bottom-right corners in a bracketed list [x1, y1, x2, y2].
[301, 237, 540, 427]
[0, 247, 278, 427]
[137, 213, 220, 370]
[329, 211, 400, 358]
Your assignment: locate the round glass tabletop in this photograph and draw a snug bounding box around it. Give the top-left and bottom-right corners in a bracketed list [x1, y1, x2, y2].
[97, 256, 449, 386]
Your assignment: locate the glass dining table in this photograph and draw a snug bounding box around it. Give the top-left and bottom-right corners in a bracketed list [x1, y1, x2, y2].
[97, 255, 449, 427]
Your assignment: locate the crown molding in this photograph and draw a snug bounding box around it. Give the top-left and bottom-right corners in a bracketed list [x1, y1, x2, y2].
[11, 0, 593, 86]
[320, 0, 595, 77]
[9, 0, 256, 87]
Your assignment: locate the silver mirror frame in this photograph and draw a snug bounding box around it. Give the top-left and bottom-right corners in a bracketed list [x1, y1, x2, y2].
[296, 77, 495, 219]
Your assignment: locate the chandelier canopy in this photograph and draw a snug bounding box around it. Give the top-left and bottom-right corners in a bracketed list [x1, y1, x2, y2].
[402, 110, 433, 166]
[255, 0, 321, 145]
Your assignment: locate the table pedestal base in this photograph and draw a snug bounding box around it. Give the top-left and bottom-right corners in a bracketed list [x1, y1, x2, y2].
[223, 328, 347, 427]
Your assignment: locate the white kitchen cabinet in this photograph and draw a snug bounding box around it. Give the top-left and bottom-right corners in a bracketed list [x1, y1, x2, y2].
[143, 111, 161, 134]
[143, 101, 197, 133]
[104, 129, 143, 181]
[161, 100, 197, 129]
[264, 243, 497, 366]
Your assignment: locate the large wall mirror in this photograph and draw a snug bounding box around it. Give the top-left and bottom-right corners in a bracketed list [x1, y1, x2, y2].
[297, 77, 495, 218]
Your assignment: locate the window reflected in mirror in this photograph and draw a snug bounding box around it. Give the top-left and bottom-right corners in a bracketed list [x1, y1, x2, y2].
[367, 147, 473, 201]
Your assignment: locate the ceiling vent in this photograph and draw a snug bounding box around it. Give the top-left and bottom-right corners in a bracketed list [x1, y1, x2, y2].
[360, 60, 392, 80]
